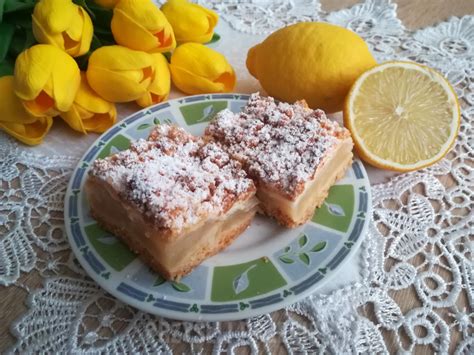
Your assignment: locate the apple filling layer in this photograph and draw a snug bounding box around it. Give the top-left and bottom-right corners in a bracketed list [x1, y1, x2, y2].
[87, 177, 259, 279]
[86, 125, 257, 280]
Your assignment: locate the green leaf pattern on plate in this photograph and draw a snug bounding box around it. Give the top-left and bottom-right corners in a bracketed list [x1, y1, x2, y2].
[137, 123, 152, 130]
[279, 234, 327, 266]
[279, 255, 294, 264]
[233, 264, 257, 295]
[298, 234, 308, 247]
[311, 241, 327, 252]
[324, 201, 346, 217]
[299, 253, 310, 265]
[171, 281, 191, 292]
[153, 275, 166, 287]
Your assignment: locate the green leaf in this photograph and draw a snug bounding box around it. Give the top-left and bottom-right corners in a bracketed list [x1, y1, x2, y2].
[137, 123, 151, 130]
[298, 234, 308, 248]
[207, 32, 220, 44]
[299, 253, 310, 265]
[0, 23, 15, 62]
[162, 52, 171, 63]
[88, 2, 113, 29]
[171, 281, 191, 292]
[3, 0, 35, 14]
[90, 34, 102, 50]
[75, 54, 89, 71]
[153, 117, 160, 125]
[311, 241, 327, 252]
[93, 29, 115, 45]
[279, 255, 294, 264]
[0, 60, 14, 77]
[4, 11, 33, 29]
[9, 27, 36, 57]
[0, 0, 5, 22]
[284, 246, 291, 253]
[153, 276, 165, 287]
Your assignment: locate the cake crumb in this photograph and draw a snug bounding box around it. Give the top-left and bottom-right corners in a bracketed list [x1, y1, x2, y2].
[206, 93, 350, 199]
[90, 125, 256, 232]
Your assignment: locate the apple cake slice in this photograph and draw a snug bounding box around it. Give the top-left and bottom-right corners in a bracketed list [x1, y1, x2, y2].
[86, 125, 258, 280]
[206, 93, 353, 227]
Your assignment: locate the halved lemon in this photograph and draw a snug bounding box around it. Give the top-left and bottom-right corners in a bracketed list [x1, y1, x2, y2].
[344, 61, 460, 172]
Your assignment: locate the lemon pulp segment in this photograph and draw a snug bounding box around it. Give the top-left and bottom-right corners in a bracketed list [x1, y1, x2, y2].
[346, 62, 459, 171]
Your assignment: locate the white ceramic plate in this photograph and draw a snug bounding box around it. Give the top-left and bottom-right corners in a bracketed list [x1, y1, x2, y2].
[65, 93, 371, 321]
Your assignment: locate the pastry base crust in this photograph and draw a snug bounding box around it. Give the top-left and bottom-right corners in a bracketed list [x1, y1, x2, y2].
[92, 209, 255, 280]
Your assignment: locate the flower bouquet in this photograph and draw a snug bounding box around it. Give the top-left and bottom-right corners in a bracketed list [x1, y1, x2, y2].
[0, 0, 235, 145]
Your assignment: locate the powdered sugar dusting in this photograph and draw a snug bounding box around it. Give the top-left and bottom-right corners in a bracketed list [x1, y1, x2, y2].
[90, 125, 255, 232]
[206, 93, 350, 198]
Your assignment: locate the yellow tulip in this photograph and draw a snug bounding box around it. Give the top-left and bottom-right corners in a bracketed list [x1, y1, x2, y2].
[93, 0, 120, 8]
[169, 43, 236, 94]
[111, 0, 176, 53]
[136, 53, 170, 107]
[32, 0, 93, 57]
[14, 44, 81, 117]
[161, 0, 218, 44]
[61, 73, 117, 133]
[87, 45, 155, 102]
[0, 76, 53, 145]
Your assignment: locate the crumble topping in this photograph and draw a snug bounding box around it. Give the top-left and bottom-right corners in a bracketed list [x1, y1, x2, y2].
[90, 125, 255, 232]
[206, 93, 350, 199]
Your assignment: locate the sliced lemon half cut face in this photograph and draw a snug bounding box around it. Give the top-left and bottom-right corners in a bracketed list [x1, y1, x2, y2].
[344, 61, 460, 172]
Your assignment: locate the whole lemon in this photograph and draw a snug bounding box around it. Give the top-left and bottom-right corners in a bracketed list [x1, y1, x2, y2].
[246, 22, 376, 113]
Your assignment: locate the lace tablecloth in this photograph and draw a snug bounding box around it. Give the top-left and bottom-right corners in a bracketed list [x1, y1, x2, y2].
[1, 0, 473, 353]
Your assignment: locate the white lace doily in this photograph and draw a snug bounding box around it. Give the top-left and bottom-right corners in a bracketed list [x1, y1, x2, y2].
[1, 0, 473, 353]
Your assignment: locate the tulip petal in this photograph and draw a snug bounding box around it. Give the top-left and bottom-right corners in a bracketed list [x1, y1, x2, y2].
[23, 90, 58, 117]
[171, 43, 233, 81]
[60, 73, 117, 133]
[112, 8, 163, 52]
[88, 45, 154, 71]
[153, 27, 175, 52]
[32, 14, 65, 49]
[32, 0, 92, 57]
[66, 6, 83, 41]
[0, 76, 38, 124]
[60, 105, 86, 133]
[136, 53, 170, 107]
[75, 72, 113, 114]
[77, 7, 93, 56]
[51, 51, 81, 112]
[82, 110, 116, 133]
[33, 0, 75, 34]
[170, 65, 227, 95]
[161, 0, 218, 43]
[148, 53, 170, 96]
[112, 0, 175, 52]
[214, 69, 236, 92]
[0, 116, 53, 145]
[14, 44, 56, 101]
[14, 45, 80, 115]
[169, 43, 236, 94]
[115, 0, 169, 32]
[87, 67, 149, 102]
